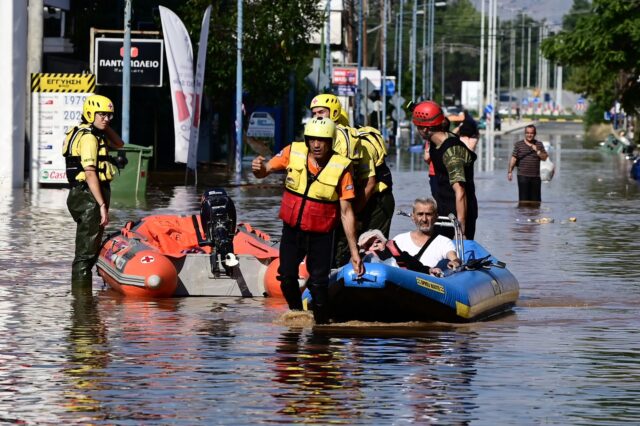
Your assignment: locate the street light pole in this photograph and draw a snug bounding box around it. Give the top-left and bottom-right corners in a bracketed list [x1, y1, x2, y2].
[382, 0, 388, 139]
[395, 0, 404, 147]
[509, 26, 515, 120]
[234, 0, 243, 175]
[526, 24, 531, 89]
[441, 39, 445, 102]
[325, 0, 332, 85]
[356, 0, 363, 126]
[122, 0, 131, 144]
[421, 0, 426, 99]
[410, 0, 417, 143]
[428, 0, 435, 99]
[520, 11, 525, 111]
[485, 0, 496, 172]
[411, 0, 417, 104]
[479, 0, 485, 113]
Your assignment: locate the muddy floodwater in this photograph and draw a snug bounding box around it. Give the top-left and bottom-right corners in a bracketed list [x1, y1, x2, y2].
[1, 122, 639, 424]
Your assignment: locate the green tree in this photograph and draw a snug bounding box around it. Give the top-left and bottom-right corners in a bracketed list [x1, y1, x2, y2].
[435, 0, 483, 103]
[542, 0, 640, 113]
[178, 0, 324, 109]
[562, 0, 592, 31]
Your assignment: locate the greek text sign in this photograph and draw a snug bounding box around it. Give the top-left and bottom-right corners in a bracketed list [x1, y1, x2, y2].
[95, 38, 164, 87]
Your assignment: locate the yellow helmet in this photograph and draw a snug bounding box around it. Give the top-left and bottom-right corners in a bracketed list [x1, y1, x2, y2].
[310, 94, 342, 122]
[337, 108, 350, 126]
[304, 117, 336, 141]
[83, 94, 114, 123]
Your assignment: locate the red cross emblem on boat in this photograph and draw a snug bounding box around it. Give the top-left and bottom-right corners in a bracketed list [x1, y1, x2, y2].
[140, 255, 155, 264]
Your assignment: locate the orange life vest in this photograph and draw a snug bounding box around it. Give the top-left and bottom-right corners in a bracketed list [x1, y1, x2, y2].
[278, 142, 351, 233]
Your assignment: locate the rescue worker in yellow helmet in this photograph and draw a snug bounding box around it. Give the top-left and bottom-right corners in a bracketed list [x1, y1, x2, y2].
[63, 94, 124, 283]
[251, 117, 363, 324]
[309, 94, 395, 268]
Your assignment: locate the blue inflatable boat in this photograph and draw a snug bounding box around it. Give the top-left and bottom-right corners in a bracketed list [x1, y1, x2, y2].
[324, 239, 519, 323]
[303, 215, 519, 323]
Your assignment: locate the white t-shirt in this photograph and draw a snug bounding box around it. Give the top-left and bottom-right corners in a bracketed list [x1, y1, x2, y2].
[392, 232, 456, 268]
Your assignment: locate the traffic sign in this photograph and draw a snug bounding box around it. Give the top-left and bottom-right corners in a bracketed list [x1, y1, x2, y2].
[391, 107, 406, 121]
[361, 77, 377, 97]
[385, 79, 395, 97]
[306, 58, 330, 91]
[390, 93, 405, 107]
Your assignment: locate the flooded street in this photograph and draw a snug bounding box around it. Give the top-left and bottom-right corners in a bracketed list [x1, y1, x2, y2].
[1, 122, 639, 424]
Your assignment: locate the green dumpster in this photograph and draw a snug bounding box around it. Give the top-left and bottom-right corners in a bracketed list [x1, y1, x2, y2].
[110, 144, 153, 196]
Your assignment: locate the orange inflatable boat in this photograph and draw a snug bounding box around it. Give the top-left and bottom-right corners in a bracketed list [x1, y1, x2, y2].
[97, 188, 306, 298]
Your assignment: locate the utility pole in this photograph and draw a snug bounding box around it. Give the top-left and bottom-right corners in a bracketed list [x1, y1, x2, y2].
[539, 22, 548, 101]
[325, 1, 331, 81]
[356, 0, 363, 126]
[395, 0, 404, 147]
[526, 25, 531, 89]
[520, 12, 525, 107]
[234, 0, 243, 175]
[486, 0, 497, 172]
[555, 65, 563, 111]
[479, 0, 485, 112]
[363, 0, 368, 68]
[509, 26, 515, 120]
[382, 0, 387, 139]
[421, 0, 426, 98]
[537, 23, 542, 90]
[122, 0, 132, 144]
[497, 26, 501, 108]
[394, 10, 399, 72]
[410, 0, 417, 143]
[428, 0, 435, 99]
[26, 0, 43, 188]
[441, 39, 445, 102]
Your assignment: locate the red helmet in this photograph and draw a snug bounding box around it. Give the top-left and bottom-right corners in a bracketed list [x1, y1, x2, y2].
[412, 101, 445, 127]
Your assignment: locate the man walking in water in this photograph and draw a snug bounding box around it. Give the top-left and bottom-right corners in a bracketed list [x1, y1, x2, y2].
[507, 124, 548, 205]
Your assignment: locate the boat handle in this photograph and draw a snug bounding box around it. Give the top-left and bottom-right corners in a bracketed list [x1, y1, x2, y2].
[351, 272, 377, 282]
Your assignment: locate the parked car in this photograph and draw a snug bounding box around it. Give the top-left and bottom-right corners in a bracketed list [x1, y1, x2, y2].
[444, 105, 462, 116]
[247, 111, 275, 138]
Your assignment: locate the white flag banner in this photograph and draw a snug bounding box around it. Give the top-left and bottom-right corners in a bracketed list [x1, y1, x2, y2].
[187, 5, 212, 171]
[159, 6, 194, 164]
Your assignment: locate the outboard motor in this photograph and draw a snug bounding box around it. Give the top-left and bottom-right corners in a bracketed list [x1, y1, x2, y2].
[200, 188, 237, 275]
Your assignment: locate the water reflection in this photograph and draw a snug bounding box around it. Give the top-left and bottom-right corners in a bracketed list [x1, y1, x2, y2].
[63, 283, 108, 418]
[273, 329, 353, 422]
[272, 327, 481, 424]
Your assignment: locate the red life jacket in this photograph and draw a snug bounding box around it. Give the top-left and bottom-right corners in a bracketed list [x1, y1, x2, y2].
[278, 142, 351, 233]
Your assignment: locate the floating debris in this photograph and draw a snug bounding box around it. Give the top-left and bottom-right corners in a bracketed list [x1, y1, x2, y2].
[568, 217, 577, 222]
[527, 217, 555, 224]
[274, 310, 315, 327]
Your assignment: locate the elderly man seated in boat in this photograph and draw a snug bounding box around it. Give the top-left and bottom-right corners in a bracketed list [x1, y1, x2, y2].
[368, 197, 460, 276]
[358, 229, 431, 275]
[358, 197, 461, 277]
